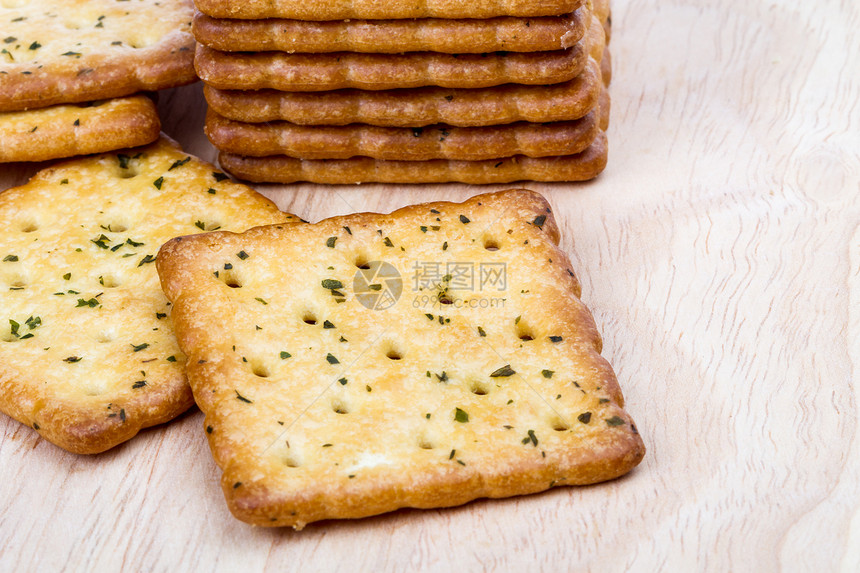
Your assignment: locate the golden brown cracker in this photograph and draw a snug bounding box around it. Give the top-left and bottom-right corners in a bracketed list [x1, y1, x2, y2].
[0, 95, 160, 163]
[217, 130, 608, 184]
[204, 106, 601, 161]
[156, 189, 644, 528]
[0, 136, 294, 454]
[193, 0, 585, 20]
[203, 56, 603, 127]
[0, 0, 196, 112]
[192, 9, 588, 54]
[193, 43, 589, 92]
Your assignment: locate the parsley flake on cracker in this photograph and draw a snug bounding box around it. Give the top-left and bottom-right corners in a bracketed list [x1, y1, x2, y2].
[0, 136, 293, 454]
[156, 189, 644, 528]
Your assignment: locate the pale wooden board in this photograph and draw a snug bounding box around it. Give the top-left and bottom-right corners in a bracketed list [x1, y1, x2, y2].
[1, 0, 859, 570]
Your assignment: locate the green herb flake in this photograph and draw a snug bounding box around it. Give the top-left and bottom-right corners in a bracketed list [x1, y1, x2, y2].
[63, 273, 71, 280]
[2, 255, 18, 262]
[206, 425, 213, 434]
[90, 234, 111, 249]
[76, 298, 100, 308]
[549, 335, 563, 343]
[168, 157, 191, 171]
[454, 407, 469, 423]
[436, 371, 449, 382]
[490, 365, 516, 377]
[578, 412, 592, 424]
[442, 241, 448, 251]
[153, 176, 164, 189]
[541, 369, 554, 379]
[383, 237, 394, 247]
[212, 171, 229, 182]
[326, 236, 337, 248]
[459, 215, 471, 224]
[194, 220, 206, 230]
[236, 250, 249, 260]
[63, 356, 82, 363]
[137, 254, 156, 267]
[131, 342, 149, 352]
[132, 380, 147, 389]
[126, 238, 144, 247]
[323, 320, 335, 329]
[533, 215, 547, 228]
[255, 297, 268, 305]
[280, 351, 292, 359]
[207, 188, 216, 194]
[235, 391, 253, 403]
[326, 353, 339, 365]
[338, 377, 348, 385]
[29, 41, 41, 50]
[166, 355, 177, 362]
[420, 226, 428, 233]
[605, 416, 626, 427]
[477, 326, 486, 337]
[321, 279, 344, 290]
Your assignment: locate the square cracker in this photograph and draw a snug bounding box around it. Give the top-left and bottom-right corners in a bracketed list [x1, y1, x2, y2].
[192, 9, 589, 54]
[0, 135, 294, 454]
[0, 94, 160, 163]
[156, 189, 645, 528]
[0, 0, 196, 111]
[193, 0, 584, 20]
[202, 57, 603, 127]
[193, 43, 589, 92]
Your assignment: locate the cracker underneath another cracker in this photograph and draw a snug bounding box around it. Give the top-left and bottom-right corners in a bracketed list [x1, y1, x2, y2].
[156, 189, 644, 528]
[193, 43, 589, 92]
[205, 106, 601, 160]
[203, 57, 602, 127]
[0, 95, 160, 163]
[194, 0, 585, 20]
[0, 136, 294, 454]
[192, 9, 588, 54]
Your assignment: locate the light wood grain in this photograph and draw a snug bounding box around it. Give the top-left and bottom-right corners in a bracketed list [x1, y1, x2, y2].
[1, 0, 859, 570]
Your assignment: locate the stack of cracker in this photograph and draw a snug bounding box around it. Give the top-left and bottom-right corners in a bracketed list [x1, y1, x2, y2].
[193, 0, 613, 184]
[0, 0, 197, 163]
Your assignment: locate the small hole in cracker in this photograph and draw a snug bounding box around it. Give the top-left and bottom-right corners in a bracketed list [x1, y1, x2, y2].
[470, 381, 490, 396]
[417, 434, 436, 450]
[382, 340, 404, 360]
[302, 312, 318, 325]
[251, 362, 270, 378]
[331, 398, 350, 415]
[220, 270, 242, 288]
[283, 453, 302, 468]
[354, 255, 371, 270]
[98, 274, 121, 288]
[20, 221, 38, 233]
[516, 320, 536, 342]
[551, 418, 570, 432]
[484, 238, 500, 251]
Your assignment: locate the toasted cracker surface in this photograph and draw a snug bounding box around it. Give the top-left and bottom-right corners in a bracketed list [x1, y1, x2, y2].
[0, 95, 160, 163]
[0, 0, 196, 111]
[217, 132, 607, 184]
[193, 0, 584, 20]
[192, 9, 588, 54]
[194, 43, 589, 92]
[204, 106, 601, 160]
[203, 57, 602, 127]
[0, 135, 293, 454]
[157, 189, 644, 528]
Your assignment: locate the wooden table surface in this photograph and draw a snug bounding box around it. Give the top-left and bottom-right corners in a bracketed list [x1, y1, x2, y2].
[1, 0, 858, 570]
